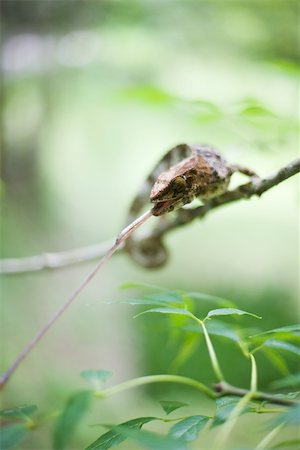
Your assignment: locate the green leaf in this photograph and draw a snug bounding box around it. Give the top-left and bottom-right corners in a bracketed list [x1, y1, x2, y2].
[184, 320, 241, 344]
[271, 438, 300, 449]
[271, 373, 300, 390]
[159, 401, 188, 415]
[183, 292, 235, 308]
[169, 415, 210, 442]
[119, 281, 169, 292]
[273, 404, 300, 427]
[111, 293, 183, 308]
[53, 390, 92, 450]
[118, 85, 176, 105]
[84, 417, 157, 450]
[237, 98, 277, 118]
[192, 100, 222, 123]
[259, 339, 300, 357]
[211, 396, 255, 427]
[134, 307, 195, 320]
[250, 325, 300, 343]
[0, 424, 27, 450]
[0, 404, 37, 419]
[114, 427, 186, 450]
[205, 308, 261, 320]
[145, 293, 183, 305]
[81, 370, 112, 383]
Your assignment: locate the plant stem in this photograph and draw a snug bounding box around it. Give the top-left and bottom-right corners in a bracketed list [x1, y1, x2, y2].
[214, 391, 254, 450]
[94, 374, 216, 399]
[249, 353, 257, 392]
[197, 319, 224, 382]
[0, 210, 153, 390]
[254, 423, 284, 450]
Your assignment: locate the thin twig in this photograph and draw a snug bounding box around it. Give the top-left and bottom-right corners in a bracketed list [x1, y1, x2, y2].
[0, 210, 153, 389]
[214, 381, 298, 407]
[1, 158, 299, 274]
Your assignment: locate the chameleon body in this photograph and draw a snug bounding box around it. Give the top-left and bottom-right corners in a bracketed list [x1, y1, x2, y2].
[126, 143, 257, 267]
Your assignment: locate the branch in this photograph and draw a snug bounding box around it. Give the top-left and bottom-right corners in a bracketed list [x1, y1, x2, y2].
[150, 157, 300, 239]
[214, 381, 298, 407]
[1, 158, 299, 274]
[0, 210, 152, 389]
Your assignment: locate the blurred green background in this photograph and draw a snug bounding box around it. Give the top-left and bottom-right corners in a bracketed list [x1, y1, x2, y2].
[1, 1, 299, 449]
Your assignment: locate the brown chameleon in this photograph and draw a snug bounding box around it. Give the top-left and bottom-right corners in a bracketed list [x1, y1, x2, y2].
[126, 143, 257, 267]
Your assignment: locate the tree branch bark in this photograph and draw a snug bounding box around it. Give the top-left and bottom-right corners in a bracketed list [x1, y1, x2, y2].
[1, 158, 299, 274]
[214, 381, 298, 407]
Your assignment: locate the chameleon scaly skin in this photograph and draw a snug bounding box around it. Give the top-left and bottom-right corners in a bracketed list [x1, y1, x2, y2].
[126, 143, 257, 267]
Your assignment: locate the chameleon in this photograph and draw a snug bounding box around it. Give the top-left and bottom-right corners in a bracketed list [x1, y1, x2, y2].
[125, 143, 258, 267]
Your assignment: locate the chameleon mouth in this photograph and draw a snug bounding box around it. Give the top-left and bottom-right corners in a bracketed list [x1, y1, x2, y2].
[151, 199, 178, 216]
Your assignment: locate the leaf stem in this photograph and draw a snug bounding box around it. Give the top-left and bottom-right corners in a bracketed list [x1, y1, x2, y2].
[250, 353, 258, 392]
[254, 423, 284, 450]
[197, 319, 224, 382]
[213, 391, 254, 450]
[94, 374, 216, 400]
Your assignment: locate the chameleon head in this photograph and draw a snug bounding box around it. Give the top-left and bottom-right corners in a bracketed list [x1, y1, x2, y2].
[150, 168, 197, 216]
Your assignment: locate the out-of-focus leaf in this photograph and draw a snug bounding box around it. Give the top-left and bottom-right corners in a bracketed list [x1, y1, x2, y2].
[272, 404, 300, 427]
[170, 333, 200, 372]
[112, 293, 183, 308]
[159, 401, 188, 415]
[81, 370, 112, 383]
[53, 390, 92, 450]
[255, 339, 300, 357]
[192, 100, 222, 123]
[119, 282, 169, 292]
[271, 373, 300, 390]
[84, 417, 157, 450]
[183, 292, 235, 308]
[145, 293, 183, 305]
[184, 320, 242, 344]
[250, 325, 300, 343]
[0, 404, 37, 419]
[0, 424, 27, 450]
[211, 396, 255, 427]
[118, 85, 176, 105]
[134, 307, 195, 320]
[110, 427, 186, 450]
[262, 347, 290, 376]
[205, 308, 261, 320]
[237, 98, 277, 118]
[271, 438, 300, 448]
[262, 325, 300, 334]
[169, 415, 210, 442]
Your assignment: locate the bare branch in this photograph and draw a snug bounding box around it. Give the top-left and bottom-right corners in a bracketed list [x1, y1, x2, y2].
[214, 381, 298, 407]
[1, 158, 299, 274]
[0, 209, 152, 389]
[150, 157, 300, 239]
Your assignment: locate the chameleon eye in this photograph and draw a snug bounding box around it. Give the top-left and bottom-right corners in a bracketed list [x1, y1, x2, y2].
[171, 176, 187, 193]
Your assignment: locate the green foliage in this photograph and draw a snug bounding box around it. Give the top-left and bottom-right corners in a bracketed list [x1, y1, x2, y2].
[273, 404, 300, 427]
[168, 415, 210, 442]
[81, 370, 113, 383]
[159, 401, 188, 416]
[53, 390, 92, 450]
[0, 424, 27, 450]
[0, 404, 37, 419]
[84, 417, 157, 450]
[205, 308, 261, 320]
[3, 286, 299, 449]
[211, 396, 256, 427]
